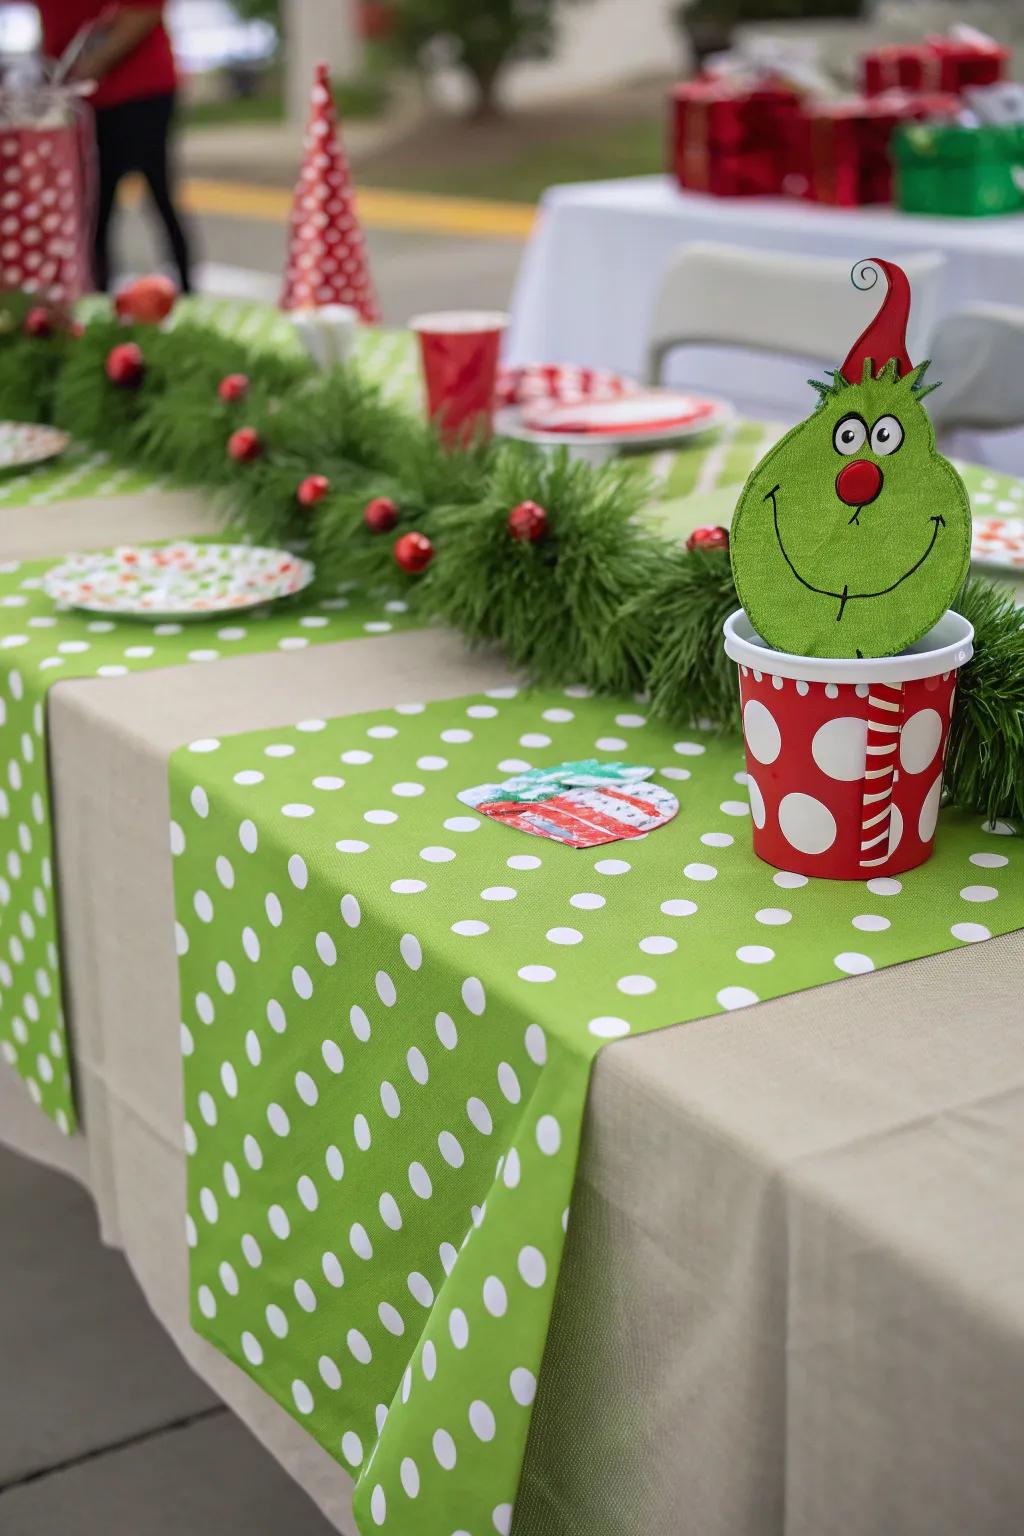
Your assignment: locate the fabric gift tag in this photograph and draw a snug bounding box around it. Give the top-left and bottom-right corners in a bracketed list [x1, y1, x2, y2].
[458, 759, 679, 848]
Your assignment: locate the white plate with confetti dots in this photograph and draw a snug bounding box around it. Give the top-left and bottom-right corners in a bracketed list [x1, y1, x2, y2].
[0, 420, 70, 471]
[971, 516, 1024, 573]
[43, 542, 315, 621]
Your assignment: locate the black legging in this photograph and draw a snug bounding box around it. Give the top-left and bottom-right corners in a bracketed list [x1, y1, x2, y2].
[93, 90, 193, 293]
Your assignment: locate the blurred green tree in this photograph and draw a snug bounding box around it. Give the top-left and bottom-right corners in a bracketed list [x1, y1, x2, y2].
[392, 0, 596, 119]
[228, 0, 283, 24]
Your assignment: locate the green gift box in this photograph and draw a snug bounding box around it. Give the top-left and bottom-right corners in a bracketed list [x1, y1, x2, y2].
[894, 121, 1024, 216]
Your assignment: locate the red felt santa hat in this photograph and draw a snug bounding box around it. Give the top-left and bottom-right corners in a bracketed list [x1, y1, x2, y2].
[279, 62, 380, 321]
[840, 258, 913, 382]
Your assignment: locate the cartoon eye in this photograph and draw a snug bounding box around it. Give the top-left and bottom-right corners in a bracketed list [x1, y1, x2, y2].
[833, 415, 867, 455]
[870, 415, 904, 456]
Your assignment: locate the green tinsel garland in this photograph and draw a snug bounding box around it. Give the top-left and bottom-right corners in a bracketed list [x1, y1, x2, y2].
[1, 298, 1021, 831]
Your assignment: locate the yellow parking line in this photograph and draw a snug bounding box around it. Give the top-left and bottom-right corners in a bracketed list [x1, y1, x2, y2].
[121, 176, 535, 240]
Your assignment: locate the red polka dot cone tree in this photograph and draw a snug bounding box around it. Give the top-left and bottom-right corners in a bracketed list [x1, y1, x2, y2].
[279, 62, 380, 322]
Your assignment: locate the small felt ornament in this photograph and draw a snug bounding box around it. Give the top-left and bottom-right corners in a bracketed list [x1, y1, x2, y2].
[297, 474, 330, 507]
[228, 427, 262, 463]
[458, 760, 678, 848]
[508, 500, 548, 542]
[105, 342, 145, 388]
[218, 373, 249, 403]
[394, 531, 433, 572]
[730, 258, 971, 659]
[686, 524, 729, 553]
[114, 275, 177, 325]
[364, 496, 399, 533]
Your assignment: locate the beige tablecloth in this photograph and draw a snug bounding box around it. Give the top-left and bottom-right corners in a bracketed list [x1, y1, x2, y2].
[2, 496, 1023, 1536]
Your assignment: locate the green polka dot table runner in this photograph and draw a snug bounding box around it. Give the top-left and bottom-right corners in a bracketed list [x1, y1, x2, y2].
[168, 688, 1022, 1536]
[0, 553, 420, 1131]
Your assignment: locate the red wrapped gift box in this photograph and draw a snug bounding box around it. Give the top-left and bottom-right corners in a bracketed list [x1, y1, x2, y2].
[864, 33, 1009, 97]
[670, 77, 806, 197]
[0, 90, 93, 304]
[806, 92, 960, 206]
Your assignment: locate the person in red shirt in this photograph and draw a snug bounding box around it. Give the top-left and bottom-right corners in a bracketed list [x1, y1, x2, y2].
[36, 2, 193, 292]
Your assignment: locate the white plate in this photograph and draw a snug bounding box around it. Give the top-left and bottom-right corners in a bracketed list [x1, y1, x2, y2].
[497, 393, 734, 464]
[43, 542, 315, 620]
[0, 420, 70, 470]
[521, 390, 726, 437]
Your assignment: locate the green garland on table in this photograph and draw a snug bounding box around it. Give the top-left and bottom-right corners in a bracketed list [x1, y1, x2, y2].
[0, 298, 1022, 831]
[946, 579, 1024, 828]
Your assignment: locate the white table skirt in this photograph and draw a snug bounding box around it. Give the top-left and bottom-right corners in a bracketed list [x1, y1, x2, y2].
[507, 176, 1024, 467]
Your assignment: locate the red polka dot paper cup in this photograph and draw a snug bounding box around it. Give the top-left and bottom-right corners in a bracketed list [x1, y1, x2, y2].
[723, 609, 974, 880]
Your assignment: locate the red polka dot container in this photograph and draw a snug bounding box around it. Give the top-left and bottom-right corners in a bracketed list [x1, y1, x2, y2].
[723, 609, 975, 880]
[0, 103, 91, 306]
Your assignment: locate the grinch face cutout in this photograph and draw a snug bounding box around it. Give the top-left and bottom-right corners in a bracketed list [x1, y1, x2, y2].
[730, 259, 971, 659]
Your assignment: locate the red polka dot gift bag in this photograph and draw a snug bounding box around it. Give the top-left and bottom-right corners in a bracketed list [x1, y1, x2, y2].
[724, 609, 974, 879]
[279, 62, 379, 322]
[0, 84, 93, 305]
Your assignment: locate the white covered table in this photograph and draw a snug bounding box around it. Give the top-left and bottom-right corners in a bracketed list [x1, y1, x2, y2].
[508, 176, 1024, 454]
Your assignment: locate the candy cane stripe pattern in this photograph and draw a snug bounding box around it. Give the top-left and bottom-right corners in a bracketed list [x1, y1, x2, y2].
[860, 683, 904, 866]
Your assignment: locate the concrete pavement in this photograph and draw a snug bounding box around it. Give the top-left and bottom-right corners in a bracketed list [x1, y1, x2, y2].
[112, 190, 527, 326]
[0, 1145, 336, 1534]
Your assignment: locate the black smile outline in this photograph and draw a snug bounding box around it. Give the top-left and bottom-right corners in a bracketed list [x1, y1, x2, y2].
[765, 485, 945, 624]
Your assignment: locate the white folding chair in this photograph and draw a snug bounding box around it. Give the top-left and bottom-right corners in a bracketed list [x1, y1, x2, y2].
[647, 242, 946, 386]
[927, 305, 1024, 433]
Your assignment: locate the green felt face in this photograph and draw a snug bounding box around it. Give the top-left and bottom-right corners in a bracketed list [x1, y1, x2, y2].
[730, 363, 972, 658]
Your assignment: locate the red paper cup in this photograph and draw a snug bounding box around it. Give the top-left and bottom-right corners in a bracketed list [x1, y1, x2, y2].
[723, 609, 974, 880]
[411, 310, 508, 446]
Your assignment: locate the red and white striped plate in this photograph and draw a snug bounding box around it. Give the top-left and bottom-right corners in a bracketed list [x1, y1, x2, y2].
[495, 363, 636, 410]
[521, 389, 726, 439]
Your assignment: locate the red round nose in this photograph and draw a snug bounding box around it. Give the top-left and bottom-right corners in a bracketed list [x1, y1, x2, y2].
[836, 458, 883, 507]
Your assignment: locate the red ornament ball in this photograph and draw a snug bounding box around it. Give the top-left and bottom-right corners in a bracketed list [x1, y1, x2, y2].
[218, 372, 249, 404]
[364, 495, 399, 533]
[114, 274, 177, 325]
[686, 524, 730, 554]
[508, 499, 548, 542]
[24, 306, 54, 339]
[297, 474, 330, 507]
[394, 531, 434, 574]
[228, 426, 262, 463]
[105, 341, 145, 389]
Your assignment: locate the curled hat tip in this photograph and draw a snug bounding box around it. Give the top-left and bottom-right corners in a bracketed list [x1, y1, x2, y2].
[841, 257, 914, 383]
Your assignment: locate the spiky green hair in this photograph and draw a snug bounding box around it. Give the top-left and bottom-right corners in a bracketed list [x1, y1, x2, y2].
[808, 355, 940, 408]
